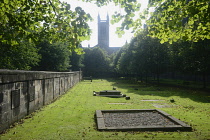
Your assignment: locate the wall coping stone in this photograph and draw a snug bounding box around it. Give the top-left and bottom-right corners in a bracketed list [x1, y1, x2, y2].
[0, 69, 82, 133]
[0, 69, 80, 83]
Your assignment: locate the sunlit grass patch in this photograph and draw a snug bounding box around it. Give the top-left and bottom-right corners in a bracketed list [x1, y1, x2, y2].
[1, 79, 210, 140]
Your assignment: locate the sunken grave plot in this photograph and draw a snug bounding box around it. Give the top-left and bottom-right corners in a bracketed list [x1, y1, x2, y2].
[153, 103, 179, 108]
[95, 109, 192, 131]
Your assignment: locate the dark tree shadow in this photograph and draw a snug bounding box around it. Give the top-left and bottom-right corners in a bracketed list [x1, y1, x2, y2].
[106, 78, 210, 103]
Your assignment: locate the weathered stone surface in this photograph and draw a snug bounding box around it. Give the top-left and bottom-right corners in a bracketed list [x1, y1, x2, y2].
[35, 80, 44, 109]
[60, 77, 65, 95]
[0, 92, 3, 104]
[125, 96, 130, 100]
[54, 78, 60, 98]
[107, 103, 131, 105]
[11, 89, 20, 109]
[44, 79, 54, 105]
[0, 69, 82, 133]
[153, 103, 178, 108]
[141, 99, 165, 101]
[96, 109, 192, 131]
[93, 90, 125, 97]
[100, 90, 121, 95]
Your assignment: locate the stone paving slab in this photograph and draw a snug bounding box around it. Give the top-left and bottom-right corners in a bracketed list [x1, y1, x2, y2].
[141, 99, 165, 101]
[153, 103, 178, 108]
[107, 103, 132, 105]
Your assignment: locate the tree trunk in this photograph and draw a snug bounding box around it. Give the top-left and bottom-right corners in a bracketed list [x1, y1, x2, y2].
[202, 72, 206, 89]
[146, 71, 148, 86]
[157, 73, 160, 86]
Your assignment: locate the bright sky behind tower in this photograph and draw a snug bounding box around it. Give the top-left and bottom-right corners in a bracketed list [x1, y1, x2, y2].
[63, 0, 149, 47]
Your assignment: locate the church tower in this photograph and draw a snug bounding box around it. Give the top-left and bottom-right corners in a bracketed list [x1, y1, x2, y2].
[98, 13, 109, 49]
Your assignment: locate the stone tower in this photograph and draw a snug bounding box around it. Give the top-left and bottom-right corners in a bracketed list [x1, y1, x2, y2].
[98, 13, 109, 49]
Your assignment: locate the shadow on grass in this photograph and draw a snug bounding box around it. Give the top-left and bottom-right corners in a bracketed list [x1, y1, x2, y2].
[106, 78, 210, 103]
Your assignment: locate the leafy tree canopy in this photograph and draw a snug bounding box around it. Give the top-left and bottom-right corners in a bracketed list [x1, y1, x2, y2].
[33, 40, 71, 71]
[80, 0, 209, 44]
[146, 0, 210, 44]
[0, 41, 40, 70]
[83, 47, 110, 77]
[1, 0, 209, 48]
[1, 0, 92, 52]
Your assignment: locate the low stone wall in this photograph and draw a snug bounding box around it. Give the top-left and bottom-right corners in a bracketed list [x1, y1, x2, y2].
[0, 69, 82, 133]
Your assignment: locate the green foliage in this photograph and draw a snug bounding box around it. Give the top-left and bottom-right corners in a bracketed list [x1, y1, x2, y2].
[69, 50, 84, 71]
[112, 29, 210, 87]
[169, 40, 210, 74]
[0, 0, 94, 71]
[1, 0, 210, 71]
[80, 0, 210, 44]
[83, 47, 110, 77]
[83, 0, 210, 44]
[146, 0, 210, 43]
[1, 79, 210, 139]
[0, 41, 40, 70]
[33, 41, 71, 71]
[116, 46, 133, 74]
[111, 44, 128, 73]
[1, 0, 209, 51]
[168, 39, 210, 88]
[0, 0, 92, 52]
[114, 30, 169, 81]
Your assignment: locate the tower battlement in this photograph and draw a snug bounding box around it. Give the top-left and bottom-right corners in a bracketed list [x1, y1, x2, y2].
[98, 14, 109, 49]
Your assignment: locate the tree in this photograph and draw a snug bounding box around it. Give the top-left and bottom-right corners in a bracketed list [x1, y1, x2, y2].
[116, 47, 133, 75]
[145, 0, 210, 44]
[1, 0, 92, 52]
[1, 0, 95, 71]
[2, 0, 209, 47]
[83, 47, 110, 77]
[172, 40, 210, 88]
[0, 41, 40, 70]
[69, 49, 84, 71]
[82, 0, 209, 44]
[111, 43, 128, 74]
[33, 41, 71, 71]
[113, 30, 169, 83]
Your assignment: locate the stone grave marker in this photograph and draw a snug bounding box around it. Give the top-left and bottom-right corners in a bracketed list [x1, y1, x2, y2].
[95, 109, 192, 131]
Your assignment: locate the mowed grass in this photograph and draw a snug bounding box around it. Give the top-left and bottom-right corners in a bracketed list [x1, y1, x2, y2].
[1, 79, 210, 140]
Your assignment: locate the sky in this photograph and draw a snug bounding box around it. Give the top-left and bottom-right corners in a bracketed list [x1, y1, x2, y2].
[63, 0, 149, 47]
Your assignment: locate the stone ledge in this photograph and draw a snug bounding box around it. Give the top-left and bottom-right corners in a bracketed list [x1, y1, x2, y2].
[0, 69, 80, 83]
[95, 109, 192, 131]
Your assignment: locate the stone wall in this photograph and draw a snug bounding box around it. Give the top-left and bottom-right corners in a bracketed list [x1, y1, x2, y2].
[0, 69, 82, 133]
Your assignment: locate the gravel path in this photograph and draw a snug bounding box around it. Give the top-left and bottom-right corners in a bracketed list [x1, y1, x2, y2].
[103, 112, 177, 127]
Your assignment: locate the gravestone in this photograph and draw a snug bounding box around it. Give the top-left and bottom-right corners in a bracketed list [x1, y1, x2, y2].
[83, 76, 92, 82]
[96, 109, 192, 131]
[0, 92, 3, 104]
[29, 85, 35, 102]
[93, 90, 126, 97]
[11, 89, 20, 109]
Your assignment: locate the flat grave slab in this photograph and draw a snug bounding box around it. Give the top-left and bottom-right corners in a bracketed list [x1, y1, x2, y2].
[95, 109, 192, 131]
[93, 90, 126, 97]
[153, 103, 178, 108]
[141, 99, 165, 101]
[107, 103, 131, 105]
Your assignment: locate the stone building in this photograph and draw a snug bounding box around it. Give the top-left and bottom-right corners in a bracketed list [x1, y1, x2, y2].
[98, 13, 109, 50]
[85, 14, 121, 54]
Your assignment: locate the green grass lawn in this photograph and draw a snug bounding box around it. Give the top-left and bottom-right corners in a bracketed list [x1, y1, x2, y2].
[149, 78, 210, 90]
[1, 79, 210, 140]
